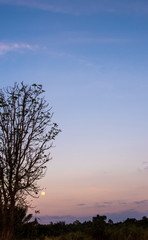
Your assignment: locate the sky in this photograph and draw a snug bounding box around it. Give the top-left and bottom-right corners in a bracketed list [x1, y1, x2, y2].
[0, 0, 148, 223]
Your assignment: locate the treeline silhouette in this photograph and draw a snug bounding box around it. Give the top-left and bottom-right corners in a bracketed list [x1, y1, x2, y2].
[2, 208, 148, 240]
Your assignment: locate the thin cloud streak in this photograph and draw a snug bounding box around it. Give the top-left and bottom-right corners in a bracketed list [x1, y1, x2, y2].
[34, 30, 132, 46]
[34, 209, 148, 224]
[0, 42, 37, 55]
[0, 42, 103, 71]
[134, 200, 148, 205]
[0, 0, 67, 13]
[57, 36, 130, 45]
[76, 203, 86, 207]
[76, 199, 148, 211]
[0, 0, 148, 15]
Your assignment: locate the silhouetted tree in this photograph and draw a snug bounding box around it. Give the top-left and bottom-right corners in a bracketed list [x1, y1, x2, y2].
[92, 215, 107, 240]
[0, 82, 60, 240]
[14, 206, 32, 225]
[13, 206, 32, 238]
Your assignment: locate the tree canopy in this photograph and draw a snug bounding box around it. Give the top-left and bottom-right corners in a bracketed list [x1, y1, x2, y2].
[0, 82, 60, 240]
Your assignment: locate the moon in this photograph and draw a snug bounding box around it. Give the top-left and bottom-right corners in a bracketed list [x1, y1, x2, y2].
[41, 191, 45, 196]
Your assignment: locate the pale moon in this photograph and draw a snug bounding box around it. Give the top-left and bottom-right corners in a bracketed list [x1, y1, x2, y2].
[41, 191, 45, 196]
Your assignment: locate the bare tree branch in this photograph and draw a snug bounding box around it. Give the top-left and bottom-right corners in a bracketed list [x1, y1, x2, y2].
[0, 82, 61, 240]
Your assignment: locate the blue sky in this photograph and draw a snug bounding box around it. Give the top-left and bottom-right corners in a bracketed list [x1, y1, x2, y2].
[1, 0, 148, 222]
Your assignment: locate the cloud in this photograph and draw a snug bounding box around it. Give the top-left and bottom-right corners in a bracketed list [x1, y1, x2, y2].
[107, 209, 148, 223]
[103, 201, 113, 205]
[92, 202, 113, 209]
[33, 209, 148, 224]
[76, 203, 86, 207]
[0, 0, 148, 15]
[134, 200, 148, 205]
[46, 31, 131, 46]
[0, 42, 37, 55]
[138, 161, 148, 172]
[75, 199, 148, 213]
[62, 36, 130, 44]
[0, 0, 72, 14]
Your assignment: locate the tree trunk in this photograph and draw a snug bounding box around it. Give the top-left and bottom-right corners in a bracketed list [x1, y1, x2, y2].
[0, 205, 15, 240]
[1, 230, 13, 240]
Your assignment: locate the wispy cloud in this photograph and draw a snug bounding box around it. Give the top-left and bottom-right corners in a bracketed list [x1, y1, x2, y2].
[134, 200, 148, 205]
[0, 42, 37, 55]
[138, 161, 148, 172]
[35, 209, 147, 224]
[0, 41, 103, 72]
[0, 0, 148, 15]
[76, 199, 148, 212]
[62, 37, 130, 45]
[107, 209, 147, 223]
[76, 203, 86, 207]
[0, 0, 68, 13]
[46, 31, 131, 46]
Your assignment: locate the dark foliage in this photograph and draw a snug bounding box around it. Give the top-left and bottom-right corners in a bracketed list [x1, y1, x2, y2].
[9, 214, 148, 240]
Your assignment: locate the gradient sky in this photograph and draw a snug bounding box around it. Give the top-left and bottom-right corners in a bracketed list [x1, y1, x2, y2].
[1, 0, 148, 221]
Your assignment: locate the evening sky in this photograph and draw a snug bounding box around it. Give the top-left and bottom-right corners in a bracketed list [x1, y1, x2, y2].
[0, 0, 148, 221]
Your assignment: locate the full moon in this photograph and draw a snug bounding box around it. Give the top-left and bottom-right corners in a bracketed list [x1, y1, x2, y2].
[41, 191, 45, 196]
